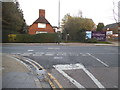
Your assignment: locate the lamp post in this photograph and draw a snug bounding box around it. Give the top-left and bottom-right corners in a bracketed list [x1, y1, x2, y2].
[58, 0, 60, 28]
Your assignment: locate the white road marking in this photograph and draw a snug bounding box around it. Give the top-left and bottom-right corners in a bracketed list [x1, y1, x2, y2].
[81, 53, 88, 56]
[45, 53, 54, 56]
[28, 50, 34, 52]
[33, 54, 43, 56]
[82, 65, 105, 88]
[56, 68, 85, 88]
[48, 48, 60, 50]
[11, 53, 21, 55]
[21, 53, 32, 56]
[87, 53, 109, 67]
[54, 57, 63, 59]
[57, 52, 67, 56]
[53, 63, 105, 88]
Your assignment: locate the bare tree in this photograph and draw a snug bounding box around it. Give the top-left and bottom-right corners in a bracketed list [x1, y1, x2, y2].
[113, 0, 120, 23]
[77, 10, 83, 17]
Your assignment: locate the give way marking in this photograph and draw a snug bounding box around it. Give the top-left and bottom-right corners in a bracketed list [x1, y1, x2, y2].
[53, 63, 105, 89]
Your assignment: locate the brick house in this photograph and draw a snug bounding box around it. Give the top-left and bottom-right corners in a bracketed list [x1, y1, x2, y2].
[28, 9, 55, 34]
[102, 23, 118, 34]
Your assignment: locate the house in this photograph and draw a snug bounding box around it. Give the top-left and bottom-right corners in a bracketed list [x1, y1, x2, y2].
[28, 9, 55, 34]
[102, 23, 119, 40]
[53, 26, 63, 33]
[102, 23, 118, 34]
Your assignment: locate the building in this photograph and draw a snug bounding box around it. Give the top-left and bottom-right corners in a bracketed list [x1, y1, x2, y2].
[102, 23, 118, 34]
[103, 23, 119, 40]
[28, 9, 55, 34]
[53, 26, 63, 33]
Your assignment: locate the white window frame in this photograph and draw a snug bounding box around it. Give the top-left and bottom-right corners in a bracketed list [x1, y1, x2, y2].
[38, 23, 46, 28]
[36, 31, 47, 34]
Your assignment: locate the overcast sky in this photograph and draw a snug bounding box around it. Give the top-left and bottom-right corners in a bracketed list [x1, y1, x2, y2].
[18, 0, 119, 26]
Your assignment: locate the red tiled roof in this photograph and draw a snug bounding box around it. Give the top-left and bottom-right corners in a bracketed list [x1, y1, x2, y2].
[33, 16, 50, 24]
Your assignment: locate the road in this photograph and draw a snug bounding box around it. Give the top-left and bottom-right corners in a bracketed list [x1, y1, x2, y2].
[2, 44, 119, 89]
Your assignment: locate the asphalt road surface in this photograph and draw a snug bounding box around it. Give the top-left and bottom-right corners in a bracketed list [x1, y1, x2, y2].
[2, 44, 119, 89]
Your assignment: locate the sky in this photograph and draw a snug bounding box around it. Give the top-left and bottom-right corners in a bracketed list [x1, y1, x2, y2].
[18, 0, 119, 26]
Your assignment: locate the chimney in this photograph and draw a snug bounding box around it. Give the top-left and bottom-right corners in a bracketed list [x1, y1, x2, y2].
[39, 9, 45, 17]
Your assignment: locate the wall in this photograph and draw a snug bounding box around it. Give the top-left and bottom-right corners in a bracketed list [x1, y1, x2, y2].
[28, 23, 55, 34]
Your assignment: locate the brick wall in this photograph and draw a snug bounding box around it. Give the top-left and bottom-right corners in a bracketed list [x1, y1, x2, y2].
[28, 23, 55, 34]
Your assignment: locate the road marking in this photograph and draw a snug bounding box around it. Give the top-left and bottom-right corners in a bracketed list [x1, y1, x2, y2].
[87, 53, 109, 67]
[54, 57, 63, 59]
[80, 53, 88, 56]
[57, 52, 67, 56]
[11, 56, 57, 89]
[33, 54, 43, 56]
[28, 50, 34, 52]
[82, 65, 105, 88]
[48, 73, 63, 89]
[53, 64, 85, 88]
[48, 48, 60, 50]
[11, 53, 21, 55]
[54, 63, 105, 88]
[45, 53, 54, 56]
[22, 57, 63, 89]
[56, 68, 85, 88]
[21, 53, 32, 56]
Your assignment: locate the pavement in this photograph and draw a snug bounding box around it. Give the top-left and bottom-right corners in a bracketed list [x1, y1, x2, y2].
[2, 53, 51, 89]
[3, 41, 119, 46]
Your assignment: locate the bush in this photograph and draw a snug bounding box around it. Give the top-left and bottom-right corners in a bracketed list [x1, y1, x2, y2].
[8, 33, 58, 43]
[85, 38, 98, 43]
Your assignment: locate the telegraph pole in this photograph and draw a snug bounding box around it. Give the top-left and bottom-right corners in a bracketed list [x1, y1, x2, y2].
[58, 0, 60, 28]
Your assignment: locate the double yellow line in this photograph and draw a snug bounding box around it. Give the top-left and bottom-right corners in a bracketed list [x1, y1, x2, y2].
[14, 55, 64, 90]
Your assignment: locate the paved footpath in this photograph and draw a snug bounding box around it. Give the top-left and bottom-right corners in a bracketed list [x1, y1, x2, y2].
[2, 54, 50, 89]
[3, 41, 118, 46]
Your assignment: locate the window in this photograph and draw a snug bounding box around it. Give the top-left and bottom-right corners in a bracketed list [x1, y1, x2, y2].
[38, 23, 46, 28]
[36, 31, 47, 34]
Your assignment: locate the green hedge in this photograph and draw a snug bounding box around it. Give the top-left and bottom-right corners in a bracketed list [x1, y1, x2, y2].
[85, 38, 98, 43]
[8, 33, 58, 43]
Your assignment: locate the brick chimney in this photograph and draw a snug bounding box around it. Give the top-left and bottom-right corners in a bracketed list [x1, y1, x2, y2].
[39, 9, 45, 17]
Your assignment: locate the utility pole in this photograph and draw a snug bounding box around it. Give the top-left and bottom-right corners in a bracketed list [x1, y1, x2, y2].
[118, 1, 120, 22]
[58, 0, 60, 28]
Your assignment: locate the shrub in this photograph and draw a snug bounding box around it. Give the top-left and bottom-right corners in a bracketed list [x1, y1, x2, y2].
[8, 33, 58, 43]
[85, 38, 98, 43]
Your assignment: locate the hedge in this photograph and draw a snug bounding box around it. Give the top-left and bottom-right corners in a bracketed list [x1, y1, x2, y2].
[8, 33, 59, 43]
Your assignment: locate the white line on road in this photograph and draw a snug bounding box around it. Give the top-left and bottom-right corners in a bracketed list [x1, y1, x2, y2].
[82, 64, 105, 88]
[54, 63, 105, 88]
[45, 53, 54, 56]
[53, 64, 85, 88]
[54, 57, 63, 59]
[28, 50, 34, 52]
[48, 48, 60, 50]
[56, 68, 85, 88]
[87, 53, 109, 67]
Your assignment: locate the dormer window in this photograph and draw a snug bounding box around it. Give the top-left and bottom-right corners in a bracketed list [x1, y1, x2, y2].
[38, 23, 46, 28]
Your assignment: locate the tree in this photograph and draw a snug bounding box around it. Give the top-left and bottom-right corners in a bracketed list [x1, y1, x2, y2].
[76, 29, 86, 42]
[96, 23, 104, 31]
[2, 1, 26, 33]
[62, 14, 95, 41]
[113, 1, 119, 23]
[2, 1, 27, 42]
